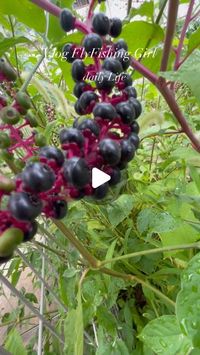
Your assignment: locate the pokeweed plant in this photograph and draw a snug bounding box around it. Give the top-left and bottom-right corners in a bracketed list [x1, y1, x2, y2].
[0, 0, 200, 354]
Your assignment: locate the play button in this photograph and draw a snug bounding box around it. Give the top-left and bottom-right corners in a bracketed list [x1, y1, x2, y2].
[92, 168, 111, 188]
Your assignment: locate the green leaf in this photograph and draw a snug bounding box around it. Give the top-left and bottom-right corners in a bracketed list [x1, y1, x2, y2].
[0, 0, 45, 32]
[176, 252, 200, 347]
[0, 36, 30, 56]
[64, 286, 83, 355]
[160, 50, 200, 103]
[188, 27, 200, 54]
[137, 208, 177, 235]
[5, 328, 28, 355]
[121, 21, 164, 55]
[107, 194, 135, 227]
[25, 292, 38, 303]
[139, 315, 192, 354]
[129, 1, 154, 19]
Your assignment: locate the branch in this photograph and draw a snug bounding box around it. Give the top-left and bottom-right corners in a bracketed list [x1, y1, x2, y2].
[174, 0, 195, 70]
[160, 0, 179, 71]
[21, 53, 45, 92]
[87, 0, 97, 21]
[30, 0, 61, 16]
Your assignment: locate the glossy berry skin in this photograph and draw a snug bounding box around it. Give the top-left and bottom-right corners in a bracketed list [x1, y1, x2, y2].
[102, 58, 123, 74]
[23, 221, 38, 242]
[92, 13, 110, 36]
[79, 91, 98, 111]
[63, 157, 90, 189]
[77, 119, 100, 136]
[121, 74, 133, 88]
[26, 111, 38, 127]
[16, 92, 31, 110]
[115, 39, 128, 51]
[22, 162, 55, 193]
[1, 106, 20, 125]
[124, 86, 137, 98]
[99, 139, 121, 166]
[95, 71, 116, 91]
[128, 133, 140, 149]
[94, 183, 109, 200]
[109, 18, 122, 38]
[75, 101, 84, 115]
[53, 200, 68, 220]
[93, 103, 117, 120]
[9, 192, 43, 221]
[120, 139, 135, 162]
[130, 121, 140, 134]
[60, 9, 75, 32]
[72, 60, 85, 82]
[129, 98, 142, 119]
[73, 81, 88, 98]
[59, 128, 84, 147]
[117, 49, 130, 70]
[109, 168, 121, 185]
[63, 43, 75, 63]
[83, 33, 103, 54]
[39, 146, 64, 166]
[116, 102, 135, 124]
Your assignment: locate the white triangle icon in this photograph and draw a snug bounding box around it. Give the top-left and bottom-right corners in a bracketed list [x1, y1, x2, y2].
[92, 168, 111, 188]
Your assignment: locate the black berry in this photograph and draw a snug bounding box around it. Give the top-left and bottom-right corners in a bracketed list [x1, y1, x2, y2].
[124, 86, 137, 98]
[59, 128, 84, 147]
[83, 33, 103, 54]
[72, 60, 86, 82]
[73, 81, 88, 98]
[92, 13, 110, 36]
[109, 18, 122, 38]
[128, 133, 140, 149]
[77, 118, 100, 136]
[93, 103, 117, 120]
[130, 121, 140, 134]
[9, 192, 42, 221]
[94, 183, 109, 199]
[39, 146, 65, 166]
[22, 162, 55, 192]
[109, 168, 121, 185]
[129, 98, 142, 118]
[120, 139, 135, 162]
[63, 157, 90, 189]
[60, 9, 75, 32]
[115, 39, 128, 51]
[53, 200, 68, 220]
[117, 49, 130, 70]
[79, 91, 98, 112]
[102, 58, 123, 74]
[63, 43, 75, 63]
[95, 70, 116, 91]
[99, 139, 121, 165]
[116, 102, 135, 124]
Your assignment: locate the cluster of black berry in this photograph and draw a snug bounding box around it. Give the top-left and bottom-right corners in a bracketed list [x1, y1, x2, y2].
[0, 6, 141, 262]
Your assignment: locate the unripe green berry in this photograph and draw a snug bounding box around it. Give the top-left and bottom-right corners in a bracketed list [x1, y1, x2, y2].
[0, 132, 11, 149]
[0, 106, 20, 125]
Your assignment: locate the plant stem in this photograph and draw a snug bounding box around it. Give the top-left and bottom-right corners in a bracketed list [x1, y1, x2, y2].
[174, 0, 195, 70]
[100, 268, 175, 308]
[100, 242, 200, 267]
[53, 220, 100, 268]
[30, 0, 62, 16]
[87, 0, 96, 20]
[127, 0, 132, 16]
[33, 240, 66, 260]
[160, 0, 179, 71]
[21, 53, 45, 92]
[0, 309, 58, 328]
[8, 16, 21, 81]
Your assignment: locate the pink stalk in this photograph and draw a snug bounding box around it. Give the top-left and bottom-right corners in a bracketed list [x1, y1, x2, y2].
[174, 0, 195, 70]
[30, 0, 62, 17]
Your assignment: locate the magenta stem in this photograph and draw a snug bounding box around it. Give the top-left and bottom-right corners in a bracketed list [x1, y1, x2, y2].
[30, 0, 62, 17]
[87, 0, 96, 20]
[174, 0, 195, 70]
